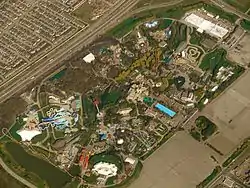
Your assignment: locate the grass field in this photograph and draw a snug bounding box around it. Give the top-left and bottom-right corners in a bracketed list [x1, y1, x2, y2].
[223, 0, 250, 13]
[203, 3, 239, 23]
[197, 166, 221, 188]
[107, 17, 147, 38]
[89, 153, 123, 171]
[0, 168, 26, 188]
[5, 142, 71, 188]
[72, 2, 92, 22]
[199, 48, 231, 73]
[240, 19, 250, 31]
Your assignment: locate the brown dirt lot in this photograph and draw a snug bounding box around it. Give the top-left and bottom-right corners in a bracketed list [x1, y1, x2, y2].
[228, 34, 250, 67]
[203, 70, 250, 156]
[128, 131, 215, 188]
[0, 97, 27, 133]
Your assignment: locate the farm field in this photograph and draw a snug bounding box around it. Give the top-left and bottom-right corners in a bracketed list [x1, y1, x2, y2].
[128, 131, 215, 188]
[203, 70, 250, 156]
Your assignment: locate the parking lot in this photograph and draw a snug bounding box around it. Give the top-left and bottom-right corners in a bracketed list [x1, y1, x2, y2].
[129, 131, 215, 188]
[204, 70, 250, 156]
[0, 0, 87, 82]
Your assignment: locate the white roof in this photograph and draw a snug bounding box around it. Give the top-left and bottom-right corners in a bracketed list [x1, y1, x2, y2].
[117, 139, 124, 145]
[83, 53, 95, 63]
[92, 162, 118, 177]
[17, 129, 42, 141]
[184, 13, 228, 38]
[203, 98, 209, 105]
[125, 157, 136, 165]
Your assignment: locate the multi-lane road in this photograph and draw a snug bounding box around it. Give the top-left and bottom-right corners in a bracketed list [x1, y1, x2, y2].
[1, 0, 245, 104]
[0, 0, 140, 103]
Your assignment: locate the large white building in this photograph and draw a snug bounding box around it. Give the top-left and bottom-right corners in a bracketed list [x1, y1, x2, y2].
[16, 129, 42, 141]
[83, 53, 95, 63]
[92, 162, 118, 177]
[184, 13, 228, 38]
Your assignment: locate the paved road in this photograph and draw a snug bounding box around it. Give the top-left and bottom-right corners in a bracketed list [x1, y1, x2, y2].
[0, 157, 37, 188]
[0, 0, 187, 104]
[0, 0, 139, 104]
[206, 146, 250, 188]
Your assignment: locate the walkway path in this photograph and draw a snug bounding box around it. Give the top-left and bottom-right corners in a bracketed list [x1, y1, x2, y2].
[0, 157, 36, 188]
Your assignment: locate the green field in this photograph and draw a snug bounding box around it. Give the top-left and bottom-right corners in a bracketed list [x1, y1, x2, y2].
[5, 142, 71, 188]
[82, 97, 96, 125]
[107, 17, 147, 38]
[38, 92, 49, 108]
[222, 139, 250, 167]
[49, 69, 66, 81]
[240, 19, 250, 31]
[197, 166, 221, 188]
[89, 153, 123, 171]
[223, 0, 250, 13]
[203, 4, 239, 23]
[190, 31, 203, 46]
[8, 117, 24, 141]
[100, 89, 122, 108]
[199, 48, 231, 74]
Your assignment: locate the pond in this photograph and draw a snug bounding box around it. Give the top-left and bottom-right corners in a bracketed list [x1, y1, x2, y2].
[5, 142, 71, 188]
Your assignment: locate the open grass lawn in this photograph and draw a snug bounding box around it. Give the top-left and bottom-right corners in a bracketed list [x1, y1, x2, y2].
[240, 19, 250, 31]
[223, 0, 250, 13]
[107, 17, 147, 38]
[0, 168, 26, 188]
[0, 97, 27, 134]
[5, 142, 71, 188]
[199, 48, 231, 73]
[9, 117, 24, 141]
[203, 3, 239, 23]
[167, 22, 187, 50]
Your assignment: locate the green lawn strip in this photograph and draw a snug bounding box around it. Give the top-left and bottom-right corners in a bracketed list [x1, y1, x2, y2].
[196, 166, 221, 188]
[222, 0, 249, 13]
[222, 139, 250, 167]
[8, 117, 24, 141]
[107, 17, 147, 38]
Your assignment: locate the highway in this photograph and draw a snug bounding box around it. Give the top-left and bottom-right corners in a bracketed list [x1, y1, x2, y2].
[0, 0, 139, 103]
[0, 0, 187, 104]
